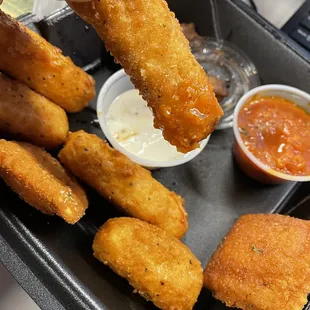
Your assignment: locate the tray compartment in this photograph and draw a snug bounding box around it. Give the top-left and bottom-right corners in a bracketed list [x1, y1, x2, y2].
[0, 1, 309, 309]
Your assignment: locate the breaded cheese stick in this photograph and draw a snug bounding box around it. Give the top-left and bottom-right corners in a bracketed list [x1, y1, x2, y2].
[0, 73, 69, 149]
[58, 130, 187, 238]
[93, 218, 203, 310]
[204, 214, 310, 310]
[0, 10, 95, 113]
[66, 0, 223, 152]
[0, 140, 88, 224]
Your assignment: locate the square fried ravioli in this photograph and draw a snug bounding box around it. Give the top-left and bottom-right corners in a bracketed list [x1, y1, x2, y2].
[204, 214, 310, 310]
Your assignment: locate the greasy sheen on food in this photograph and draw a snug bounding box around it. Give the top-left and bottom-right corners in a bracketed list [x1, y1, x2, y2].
[0, 73, 69, 149]
[93, 218, 203, 310]
[58, 130, 187, 238]
[66, 0, 223, 152]
[0, 140, 88, 224]
[204, 214, 310, 310]
[0, 9, 95, 113]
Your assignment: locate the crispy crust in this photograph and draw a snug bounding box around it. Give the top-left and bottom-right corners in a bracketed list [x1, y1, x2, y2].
[0, 140, 88, 224]
[93, 217, 203, 310]
[204, 214, 310, 310]
[67, 0, 223, 152]
[0, 9, 95, 113]
[0, 73, 69, 149]
[58, 130, 188, 238]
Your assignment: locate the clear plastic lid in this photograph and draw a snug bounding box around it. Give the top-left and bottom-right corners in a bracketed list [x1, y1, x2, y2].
[190, 37, 260, 130]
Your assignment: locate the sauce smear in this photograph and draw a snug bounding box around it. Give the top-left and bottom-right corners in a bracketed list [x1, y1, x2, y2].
[238, 96, 310, 176]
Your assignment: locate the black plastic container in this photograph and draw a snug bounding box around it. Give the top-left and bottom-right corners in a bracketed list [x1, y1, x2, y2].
[0, 1, 309, 309]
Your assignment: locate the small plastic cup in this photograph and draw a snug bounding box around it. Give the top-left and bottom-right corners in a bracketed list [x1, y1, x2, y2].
[233, 84, 310, 184]
[97, 69, 210, 169]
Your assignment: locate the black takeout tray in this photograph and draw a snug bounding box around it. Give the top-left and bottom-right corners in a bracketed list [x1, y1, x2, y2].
[0, 1, 310, 309]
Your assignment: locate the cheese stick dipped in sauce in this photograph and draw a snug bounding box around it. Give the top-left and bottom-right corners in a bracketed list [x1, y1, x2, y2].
[66, 0, 223, 152]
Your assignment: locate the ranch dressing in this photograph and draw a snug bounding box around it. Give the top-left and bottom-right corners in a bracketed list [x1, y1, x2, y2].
[106, 89, 188, 162]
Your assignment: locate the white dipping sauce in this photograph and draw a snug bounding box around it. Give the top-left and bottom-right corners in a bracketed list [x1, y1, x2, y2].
[106, 89, 193, 162]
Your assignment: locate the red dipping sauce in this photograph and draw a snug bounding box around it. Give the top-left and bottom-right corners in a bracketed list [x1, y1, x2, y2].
[238, 96, 310, 176]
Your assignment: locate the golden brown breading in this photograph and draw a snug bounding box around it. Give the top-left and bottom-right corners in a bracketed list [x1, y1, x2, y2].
[0, 9, 95, 113]
[0, 73, 69, 149]
[93, 217, 203, 310]
[0, 140, 88, 224]
[66, 0, 223, 152]
[204, 214, 310, 310]
[58, 130, 187, 238]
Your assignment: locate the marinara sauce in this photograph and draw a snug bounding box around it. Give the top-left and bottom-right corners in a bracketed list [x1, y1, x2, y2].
[238, 96, 310, 176]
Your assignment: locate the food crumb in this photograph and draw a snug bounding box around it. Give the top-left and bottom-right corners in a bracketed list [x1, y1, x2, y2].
[252, 244, 264, 254]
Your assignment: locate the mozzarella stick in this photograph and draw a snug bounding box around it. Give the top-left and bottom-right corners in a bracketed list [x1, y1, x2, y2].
[203, 214, 310, 310]
[0, 73, 68, 149]
[66, 0, 223, 152]
[0, 140, 88, 224]
[0, 9, 95, 113]
[93, 218, 203, 310]
[58, 130, 188, 238]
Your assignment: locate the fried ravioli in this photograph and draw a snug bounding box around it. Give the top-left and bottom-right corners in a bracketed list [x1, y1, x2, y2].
[67, 0, 223, 152]
[0, 73, 69, 149]
[0, 9, 95, 113]
[58, 130, 187, 238]
[204, 214, 310, 310]
[0, 140, 88, 224]
[93, 217, 203, 310]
